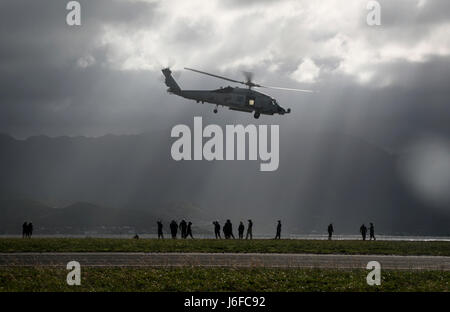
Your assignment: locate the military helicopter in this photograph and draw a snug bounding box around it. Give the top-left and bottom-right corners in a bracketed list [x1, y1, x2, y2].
[162, 67, 314, 119]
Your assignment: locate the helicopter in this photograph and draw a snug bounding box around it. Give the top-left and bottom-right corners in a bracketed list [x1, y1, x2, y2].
[162, 67, 314, 119]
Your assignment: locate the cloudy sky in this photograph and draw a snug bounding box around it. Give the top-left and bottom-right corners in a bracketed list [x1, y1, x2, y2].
[0, 0, 449, 150]
[1, 0, 449, 231]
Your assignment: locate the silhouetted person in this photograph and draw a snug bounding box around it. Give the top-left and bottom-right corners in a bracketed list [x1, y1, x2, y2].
[213, 221, 221, 239]
[224, 219, 235, 239]
[133, 234, 139, 239]
[170, 220, 178, 239]
[28, 222, 33, 238]
[223, 220, 229, 239]
[238, 222, 244, 239]
[328, 223, 334, 240]
[246, 219, 253, 239]
[186, 221, 194, 239]
[22, 222, 28, 238]
[157, 220, 164, 239]
[369, 223, 376, 241]
[180, 220, 187, 239]
[360, 224, 367, 241]
[229, 221, 235, 239]
[275, 220, 281, 239]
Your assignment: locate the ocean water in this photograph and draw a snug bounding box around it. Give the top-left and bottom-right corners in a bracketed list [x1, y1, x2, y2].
[1, 234, 449, 241]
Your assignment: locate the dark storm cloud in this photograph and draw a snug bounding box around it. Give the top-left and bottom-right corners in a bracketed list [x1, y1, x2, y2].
[0, 0, 449, 234]
[0, 0, 449, 147]
[0, 0, 160, 137]
[0, 0, 157, 64]
[379, 0, 450, 26]
[311, 55, 450, 148]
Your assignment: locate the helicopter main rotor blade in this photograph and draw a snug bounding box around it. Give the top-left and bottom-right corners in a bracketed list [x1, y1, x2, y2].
[185, 67, 316, 92]
[260, 85, 316, 93]
[184, 67, 245, 85]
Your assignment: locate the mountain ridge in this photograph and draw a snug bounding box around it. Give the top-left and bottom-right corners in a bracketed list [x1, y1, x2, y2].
[0, 130, 448, 235]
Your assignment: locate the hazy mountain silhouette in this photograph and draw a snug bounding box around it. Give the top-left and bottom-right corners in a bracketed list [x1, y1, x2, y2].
[0, 198, 205, 234]
[0, 130, 448, 235]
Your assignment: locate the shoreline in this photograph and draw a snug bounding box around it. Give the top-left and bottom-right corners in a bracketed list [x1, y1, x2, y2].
[1, 234, 449, 241]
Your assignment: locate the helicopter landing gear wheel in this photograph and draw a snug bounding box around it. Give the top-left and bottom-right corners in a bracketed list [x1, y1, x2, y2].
[254, 112, 260, 119]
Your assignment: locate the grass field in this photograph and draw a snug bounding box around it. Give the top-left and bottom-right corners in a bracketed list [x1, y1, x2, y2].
[0, 267, 448, 292]
[0, 238, 449, 256]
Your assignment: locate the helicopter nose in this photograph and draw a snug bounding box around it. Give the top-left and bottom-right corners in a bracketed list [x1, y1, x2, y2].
[278, 107, 290, 115]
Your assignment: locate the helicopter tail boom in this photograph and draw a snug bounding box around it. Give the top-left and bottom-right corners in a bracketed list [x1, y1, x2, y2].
[162, 68, 181, 93]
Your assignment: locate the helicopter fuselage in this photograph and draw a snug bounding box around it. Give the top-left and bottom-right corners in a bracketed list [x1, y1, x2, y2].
[173, 87, 289, 117]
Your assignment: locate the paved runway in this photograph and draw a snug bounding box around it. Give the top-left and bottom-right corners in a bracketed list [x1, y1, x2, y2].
[0, 253, 449, 270]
